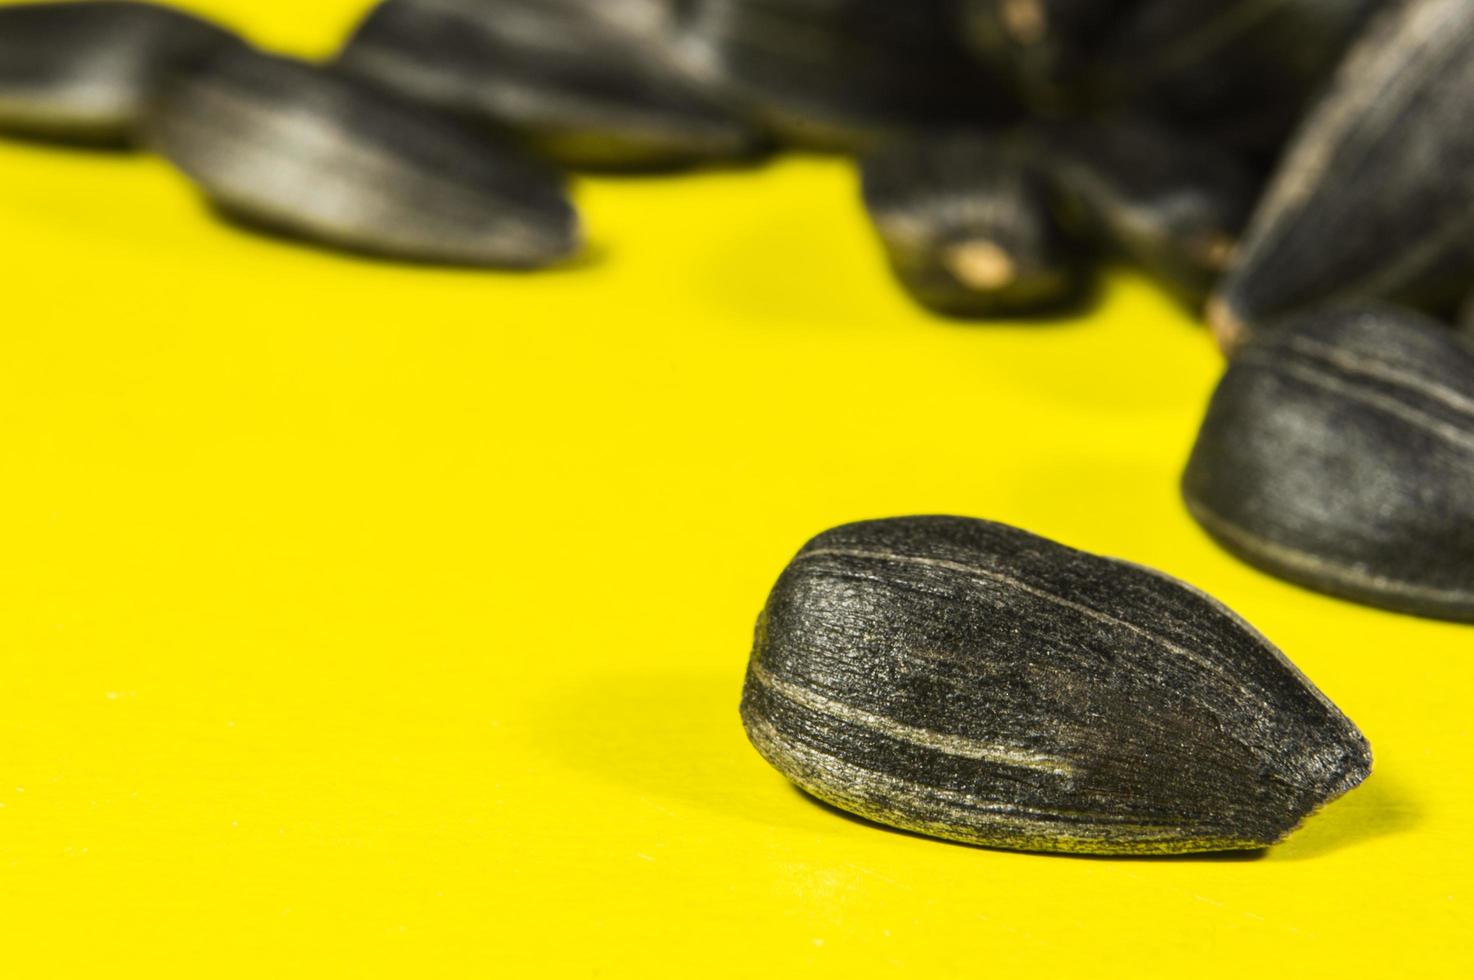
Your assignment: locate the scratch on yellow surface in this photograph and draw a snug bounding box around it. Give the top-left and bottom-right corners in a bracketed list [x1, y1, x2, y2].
[0, 2, 1468, 977]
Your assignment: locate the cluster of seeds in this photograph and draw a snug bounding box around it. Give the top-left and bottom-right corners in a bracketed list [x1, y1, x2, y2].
[4, 0, 1472, 855]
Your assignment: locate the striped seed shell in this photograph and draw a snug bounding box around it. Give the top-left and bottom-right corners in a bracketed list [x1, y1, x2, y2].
[955, 0, 1130, 114]
[0, 1, 241, 146]
[1041, 118, 1258, 307]
[1089, 0, 1383, 162]
[147, 47, 579, 268]
[1183, 305, 1474, 622]
[337, 0, 764, 171]
[743, 516, 1372, 855]
[674, 0, 1015, 151]
[1210, 0, 1474, 352]
[861, 134, 1085, 317]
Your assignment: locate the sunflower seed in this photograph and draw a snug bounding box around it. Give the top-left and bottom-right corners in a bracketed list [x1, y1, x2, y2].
[1183, 305, 1474, 622]
[0, 1, 241, 147]
[1042, 118, 1258, 307]
[674, 0, 1014, 151]
[337, 0, 764, 171]
[860, 134, 1085, 317]
[742, 516, 1372, 855]
[955, 0, 1128, 113]
[147, 47, 579, 268]
[1210, 0, 1474, 352]
[1089, 0, 1382, 162]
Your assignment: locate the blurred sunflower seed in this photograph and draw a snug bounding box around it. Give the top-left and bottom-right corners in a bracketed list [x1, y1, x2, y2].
[148, 47, 580, 268]
[1041, 118, 1258, 308]
[1089, 0, 1385, 163]
[674, 0, 1017, 151]
[1210, 0, 1474, 351]
[337, 0, 765, 171]
[0, 0, 241, 147]
[861, 133, 1087, 317]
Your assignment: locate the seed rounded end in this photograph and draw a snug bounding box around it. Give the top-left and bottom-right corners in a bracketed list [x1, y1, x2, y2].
[944, 239, 1018, 291]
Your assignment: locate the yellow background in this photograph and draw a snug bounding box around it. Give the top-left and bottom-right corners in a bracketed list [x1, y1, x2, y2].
[1, 2, 1469, 975]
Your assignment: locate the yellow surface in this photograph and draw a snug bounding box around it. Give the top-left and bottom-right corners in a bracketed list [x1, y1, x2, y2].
[1, 2, 1470, 976]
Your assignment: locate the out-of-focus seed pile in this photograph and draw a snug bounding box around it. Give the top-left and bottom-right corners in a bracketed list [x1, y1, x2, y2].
[23, 0, 1465, 621]
[7, 0, 1467, 856]
[1, 0, 1470, 611]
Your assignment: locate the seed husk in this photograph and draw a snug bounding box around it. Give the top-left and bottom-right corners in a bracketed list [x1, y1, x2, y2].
[1209, 0, 1474, 352]
[1040, 118, 1258, 308]
[336, 0, 765, 171]
[955, 0, 1130, 114]
[1184, 305, 1474, 622]
[860, 134, 1085, 317]
[147, 47, 579, 268]
[0, 1, 241, 147]
[743, 516, 1372, 855]
[1089, 0, 1382, 162]
[674, 0, 1015, 151]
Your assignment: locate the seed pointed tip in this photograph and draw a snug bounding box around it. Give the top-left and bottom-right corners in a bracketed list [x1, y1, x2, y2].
[1207, 293, 1250, 356]
[1191, 232, 1238, 273]
[1340, 748, 1374, 804]
[1273, 734, 1374, 846]
[944, 239, 1018, 291]
[1000, 0, 1049, 47]
[1324, 725, 1375, 802]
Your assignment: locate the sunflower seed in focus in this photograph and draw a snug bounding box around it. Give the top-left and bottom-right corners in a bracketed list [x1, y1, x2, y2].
[147, 48, 579, 268]
[861, 134, 1084, 317]
[1042, 118, 1258, 307]
[743, 515, 1372, 855]
[0, 1, 241, 147]
[337, 0, 764, 171]
[675, 0, 1014, 151]
[1090, 0, 1383, 162]
[1183, 306, 1474, 622]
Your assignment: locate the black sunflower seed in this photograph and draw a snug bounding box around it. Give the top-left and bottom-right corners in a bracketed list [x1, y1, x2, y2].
[1209, 0, 1474, 352]
[743, 515, 1372, 855]
[0, 1, 241, 147]
[1041, 117, 1258, 307]
[860, 133, 1086, 317]
[1183, 305, 1474, 622]
[336, 0, 764, 171]
[674, 0, 1016, 151]
[1089, 0, 1383, 163]
[147, 47, 579, 268]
